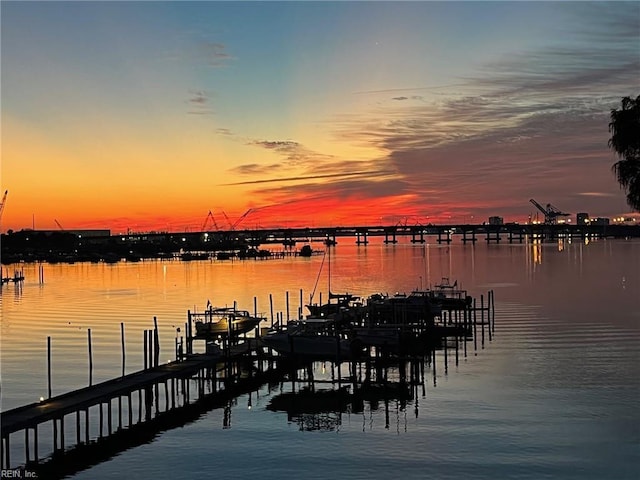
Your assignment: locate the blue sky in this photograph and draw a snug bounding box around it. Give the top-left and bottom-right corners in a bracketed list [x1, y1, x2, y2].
[2, 1, 639, 232]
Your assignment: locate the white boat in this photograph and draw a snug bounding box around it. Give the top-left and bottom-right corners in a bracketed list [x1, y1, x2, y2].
[262, 318, 353, 359]
[190, 306, 264, 339]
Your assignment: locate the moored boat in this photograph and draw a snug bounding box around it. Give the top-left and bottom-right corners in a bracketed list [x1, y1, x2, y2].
[426, 277, 472, 310]
[189, 306, 264, 339]
[262, 317, 354, 359]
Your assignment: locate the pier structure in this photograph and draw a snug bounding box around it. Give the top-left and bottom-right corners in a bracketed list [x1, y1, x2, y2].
[1, 286, 495, 476]
[0, 340, 287, 476]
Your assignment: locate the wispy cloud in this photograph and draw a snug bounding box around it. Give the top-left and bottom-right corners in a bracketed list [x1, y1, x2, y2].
[186, 89, 214, 115]
[223, 170, 395, 186]
[198, 42, 232, 68]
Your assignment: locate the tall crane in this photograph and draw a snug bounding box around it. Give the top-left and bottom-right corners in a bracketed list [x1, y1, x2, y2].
[222, 211, 233, 230]
[231, 208, 253, 230]
[529, 198, 570, 225]
[201, 210, 219, 231]
[0, 190, 8, 222]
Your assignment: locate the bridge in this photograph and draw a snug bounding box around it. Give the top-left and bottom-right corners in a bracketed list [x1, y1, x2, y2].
[4, 223, 637, 265]
[120, 222, 640, 246]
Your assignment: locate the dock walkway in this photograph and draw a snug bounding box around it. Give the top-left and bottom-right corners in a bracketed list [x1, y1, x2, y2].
[1, 340, 264, 471]
[1, 354, 220, 437]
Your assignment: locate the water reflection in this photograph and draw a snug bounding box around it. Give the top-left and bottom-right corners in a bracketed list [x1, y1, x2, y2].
[266, 357, 429, 432]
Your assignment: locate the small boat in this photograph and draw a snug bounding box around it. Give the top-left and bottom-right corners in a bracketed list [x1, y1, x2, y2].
[366, 290, 439, 326]
[427, 277, 472, 310]
[190, 306, 264, 339]
[262, 317, 354, 359]
[306, 292, 364, 322]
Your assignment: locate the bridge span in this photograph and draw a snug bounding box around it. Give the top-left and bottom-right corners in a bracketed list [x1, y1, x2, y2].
[116, 223, 639, 248]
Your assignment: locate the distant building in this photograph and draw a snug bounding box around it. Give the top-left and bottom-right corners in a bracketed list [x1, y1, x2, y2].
[576, 213, 589, 225]
[590, 217, 610, 226]
[488, 216, 504, 225]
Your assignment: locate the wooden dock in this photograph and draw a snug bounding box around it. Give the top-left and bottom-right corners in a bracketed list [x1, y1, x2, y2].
[1, 288, 496, 477]
[0, 339, 279, 474]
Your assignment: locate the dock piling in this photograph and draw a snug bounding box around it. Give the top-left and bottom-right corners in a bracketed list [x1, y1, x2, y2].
[121, 322, 126, 377]
[47, 336, 52, 398]
[143, 330, 148, 370]
[88, 329, 93, 386]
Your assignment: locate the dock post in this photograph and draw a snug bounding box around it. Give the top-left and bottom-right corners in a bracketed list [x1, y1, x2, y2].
[269, 294, 274, 327]
[76, 410, 81, 445]
[455, 316, 459, 366]
[118, 396, 123, 430]
[88, 328, 93, 386]
[155, 382, 160, 415]
[34, 425, 38, 464]
[254, 296, 259, 337]
[47, 336, 52, 398]
[121, 322, 126, 377]
[463, 308, 468, 358]
[299, 289, 303, 320]
[473, 298, 478, 354]
[99, 403, 103, 437]
[148, 330, 153, 369]
[85, 408, 89, 444]
[481, 295, 485, 349]
[60, 416, 64, 452]
[187, 311, 193, 355]
[153, 317, 160, 368]
[487, 292, 492, 341]
[286, 291, 290, 322]
[432, 348, 437, 386]
[25, 428, 29, 464]
[443, 327, 448, 374]
[144, 330, 148, 370]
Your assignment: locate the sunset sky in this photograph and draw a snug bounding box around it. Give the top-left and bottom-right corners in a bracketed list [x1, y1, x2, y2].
[2, 1, 638, 233]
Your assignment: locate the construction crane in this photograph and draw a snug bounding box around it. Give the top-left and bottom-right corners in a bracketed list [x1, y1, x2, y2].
[221, 208, 253, 230]
[0, 190, 7, 222]
[231, 208, 253, 230]
[201, 210, 219, 231]
[222, 211, 233, 230]
[529, 198, 570, 225]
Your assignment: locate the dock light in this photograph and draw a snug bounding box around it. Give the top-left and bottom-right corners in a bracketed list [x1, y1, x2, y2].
[39, 397, 44, 402]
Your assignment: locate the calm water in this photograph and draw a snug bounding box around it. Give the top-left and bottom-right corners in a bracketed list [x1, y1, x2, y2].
[1, 239, 639, 479]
